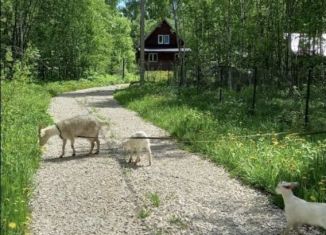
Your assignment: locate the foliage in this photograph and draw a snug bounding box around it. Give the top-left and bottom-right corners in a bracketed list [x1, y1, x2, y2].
[1, 80, 52, 235]
[1, 0, 135, 81]
[121, 0, 326, 86]
[121, 0, 171, 46]
[115, 83, 326, 207]
[43, 73, 137, 97]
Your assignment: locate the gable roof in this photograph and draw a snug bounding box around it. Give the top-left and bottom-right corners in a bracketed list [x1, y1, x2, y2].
[144, 19, 176, 42]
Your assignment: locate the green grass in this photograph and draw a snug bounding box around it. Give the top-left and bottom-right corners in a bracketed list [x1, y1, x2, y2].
[1, 80, 52, 235]
[1, 74, 135, 235]
[138, 207, 150, 219]
[149, 192, 160, 207]
[114, 83, 326, 207]
[42, 73, 137, 97]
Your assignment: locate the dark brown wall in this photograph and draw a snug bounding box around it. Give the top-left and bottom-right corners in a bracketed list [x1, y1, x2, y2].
[137, 20, 187, 70]
[147, 52, 174, 61]
[145, 20, 184, 49]
[137, 52, 176, 70]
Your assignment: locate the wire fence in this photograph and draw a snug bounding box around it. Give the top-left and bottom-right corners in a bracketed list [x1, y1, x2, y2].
[159, 61, 326, 130]
[129, 130, 326, 142]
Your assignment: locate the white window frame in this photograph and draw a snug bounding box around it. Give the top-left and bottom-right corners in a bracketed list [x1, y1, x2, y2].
[163, 35, 170, 44]
[158, 34, 170, 45]
[158, 35, 164, 44]
[148, 53, 158, 62]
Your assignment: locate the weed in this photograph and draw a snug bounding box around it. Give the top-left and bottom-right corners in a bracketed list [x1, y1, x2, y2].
[149, 192, 160, 207]
[169, 215, 188, 229]
[138, 207, 150, 219]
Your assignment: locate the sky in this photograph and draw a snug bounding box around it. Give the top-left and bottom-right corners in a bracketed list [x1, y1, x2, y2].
[117, 0, 126, 9]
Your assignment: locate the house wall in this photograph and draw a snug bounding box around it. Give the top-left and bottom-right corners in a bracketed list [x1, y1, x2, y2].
[137, 20, 187, 71]
[145, 52, 175, 70]
[145, 21, 184, 49]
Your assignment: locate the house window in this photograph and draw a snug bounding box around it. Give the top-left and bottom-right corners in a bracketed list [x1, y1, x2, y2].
[149, 53, 158, 62]
[158, 34, 170, 45]
[158, 35, 164, 44]
[163, 35, 170, 44]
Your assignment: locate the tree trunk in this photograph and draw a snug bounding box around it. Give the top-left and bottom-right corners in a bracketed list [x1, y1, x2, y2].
[139, 0, 145, 85]
[172, 0, 183, 86]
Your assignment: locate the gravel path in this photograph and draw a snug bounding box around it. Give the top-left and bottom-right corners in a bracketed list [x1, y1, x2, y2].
[30, 85, 322, 235]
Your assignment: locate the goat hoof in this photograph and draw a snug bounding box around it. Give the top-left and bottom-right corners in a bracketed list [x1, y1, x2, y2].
[72, 153, 76, 156]
[95, 151, 99, 154]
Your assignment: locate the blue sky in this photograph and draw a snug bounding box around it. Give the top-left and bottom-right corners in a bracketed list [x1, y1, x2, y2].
[117, 0, 126, 8]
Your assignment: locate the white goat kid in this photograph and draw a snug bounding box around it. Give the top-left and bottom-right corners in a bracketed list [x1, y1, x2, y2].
[39, 115, 107, 158]
[275, 181, 326, 234]
[122, 131, 152, 166]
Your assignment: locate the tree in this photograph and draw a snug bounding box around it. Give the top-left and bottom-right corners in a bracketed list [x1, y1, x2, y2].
[139, 0, 145, 85]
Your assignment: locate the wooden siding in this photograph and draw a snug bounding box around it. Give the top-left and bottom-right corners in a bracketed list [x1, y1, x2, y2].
[145, 20, 184, 49]
[145, 52, 175, 70]
[137, 19, 189, 71]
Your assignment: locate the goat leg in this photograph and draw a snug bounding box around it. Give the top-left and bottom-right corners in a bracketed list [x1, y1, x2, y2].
[135, 154, 141, 165]
[70, 138, 76, 156]
[146, 146, 152, 166]
[89, 140, 95, 155]
[59, 139, 67, 158]
[128, 155, 133, 163]
[95, 138, 100, 154]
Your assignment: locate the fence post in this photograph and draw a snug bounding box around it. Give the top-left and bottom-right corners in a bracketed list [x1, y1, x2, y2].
[250, 67, 257, 115]
[122, 58, 125, 80]
[197, 65, 201, 94]
[219, 88, 223, 102]
[304, 68, 312, 127]
[219, 67, 223, 102]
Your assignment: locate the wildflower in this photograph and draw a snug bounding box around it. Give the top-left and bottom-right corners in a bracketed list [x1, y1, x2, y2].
[310, 195, 317, 202]
[272, 139, 279, 145]
[8, 222, 16, 229]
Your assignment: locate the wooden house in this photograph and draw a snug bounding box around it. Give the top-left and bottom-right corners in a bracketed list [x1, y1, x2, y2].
[286, 33, 326, 57]
[137, 19, 191, 71]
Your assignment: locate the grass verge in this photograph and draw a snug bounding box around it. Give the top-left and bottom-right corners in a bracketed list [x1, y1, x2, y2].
[1, 81, 52, 235]
[114, 83, 326, 207]
[1, 74, 134, 234]
[42, 73, 136, 96]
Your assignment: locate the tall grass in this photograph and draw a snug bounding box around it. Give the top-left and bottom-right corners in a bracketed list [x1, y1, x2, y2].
[115, 83, 326, 207]
[1, 74, 135, 234]
[1, 81, 52, 235]
[42, 73, 137, 96]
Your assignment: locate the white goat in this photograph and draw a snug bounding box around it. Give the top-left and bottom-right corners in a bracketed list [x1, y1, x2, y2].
[275, 181, 326, 234]
[39, 115, 108, 158]
[122, 131, 152, 166]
